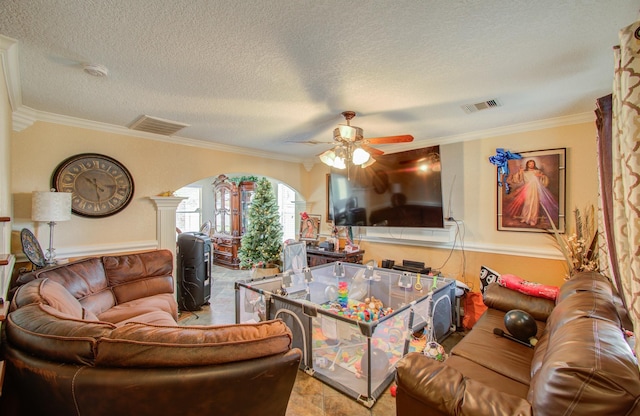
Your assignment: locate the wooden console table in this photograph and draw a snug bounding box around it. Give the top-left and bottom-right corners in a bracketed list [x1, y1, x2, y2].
[306, 248, 364, 267]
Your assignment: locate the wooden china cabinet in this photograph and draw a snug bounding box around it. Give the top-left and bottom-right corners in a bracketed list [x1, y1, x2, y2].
[211, 175, 254, 269]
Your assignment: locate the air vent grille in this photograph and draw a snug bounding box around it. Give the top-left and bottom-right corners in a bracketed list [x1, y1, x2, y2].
[461, 98, 502, 114]
[128, 115, 189, 136]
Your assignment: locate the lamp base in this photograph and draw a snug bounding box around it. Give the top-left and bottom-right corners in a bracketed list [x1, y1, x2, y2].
[44, 221, 59, 266]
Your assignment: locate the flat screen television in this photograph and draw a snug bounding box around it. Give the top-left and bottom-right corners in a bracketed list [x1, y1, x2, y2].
[329, 145, 444, 228]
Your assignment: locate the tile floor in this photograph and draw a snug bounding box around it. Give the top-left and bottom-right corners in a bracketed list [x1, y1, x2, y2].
[178, 265, 465, 416]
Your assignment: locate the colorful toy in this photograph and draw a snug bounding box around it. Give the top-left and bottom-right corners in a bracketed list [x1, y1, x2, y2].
[423, 341, 447, 362]
[337, 282, 349, 307]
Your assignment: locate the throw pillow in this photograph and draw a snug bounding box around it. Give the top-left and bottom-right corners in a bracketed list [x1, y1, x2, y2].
[479, 265, 500, 293]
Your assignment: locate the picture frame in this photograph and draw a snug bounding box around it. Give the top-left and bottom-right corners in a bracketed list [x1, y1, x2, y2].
[299, 214, 321, 241]
[497, 148, 566, 233]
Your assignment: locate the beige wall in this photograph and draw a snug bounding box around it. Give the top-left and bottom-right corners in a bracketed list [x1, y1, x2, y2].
[11, 121, 307, 251]
[9, 115, 598, 290]
[307, 121, 598, 290]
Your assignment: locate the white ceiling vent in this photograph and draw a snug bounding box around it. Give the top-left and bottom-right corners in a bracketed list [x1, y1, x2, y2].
[461, 99, 502, 114]
[128, 115, 190, 136]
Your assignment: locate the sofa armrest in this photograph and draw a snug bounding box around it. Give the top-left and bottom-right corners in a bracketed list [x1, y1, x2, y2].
[483, 283, 555, 321]
[396, 353, 532, 416]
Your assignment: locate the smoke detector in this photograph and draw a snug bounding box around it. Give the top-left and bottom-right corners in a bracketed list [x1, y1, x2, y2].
[83, 63, 109, 77]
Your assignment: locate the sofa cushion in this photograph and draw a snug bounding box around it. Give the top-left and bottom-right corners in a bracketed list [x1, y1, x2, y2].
[528, 317, 640, 416]
[445, 355, 530, 399]
[545, 290, 621, 336]
[483, 283, 555, 322]
[97, 293, 178, 324]
[395, 353, 533, 416]
[94, 319, 293, 368]
[5, 303, 116, 365]
[32, 257, 110, 298]
[451, 308, 537, 385]
[556, 271, 613, 302]
[32, 257, 117, 316]
[114, 310, 179, 327]
[103, 250, 174, 304]
[39, 278, 84, 318]
[11, 278, 84, 319]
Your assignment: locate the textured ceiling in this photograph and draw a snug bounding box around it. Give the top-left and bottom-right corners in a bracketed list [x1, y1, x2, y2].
[0, 1, 637, 163]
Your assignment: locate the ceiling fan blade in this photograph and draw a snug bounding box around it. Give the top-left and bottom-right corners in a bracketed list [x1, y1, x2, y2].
[361, 144, 384, 156]
[285, 139, 333, 145]
[367, 134, 414, 144]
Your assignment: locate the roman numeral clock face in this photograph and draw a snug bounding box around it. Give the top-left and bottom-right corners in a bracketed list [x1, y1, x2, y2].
[52, 153, 135, 218]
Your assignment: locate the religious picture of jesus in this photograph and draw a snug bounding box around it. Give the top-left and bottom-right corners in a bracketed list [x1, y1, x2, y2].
[498, 148, 566, 233]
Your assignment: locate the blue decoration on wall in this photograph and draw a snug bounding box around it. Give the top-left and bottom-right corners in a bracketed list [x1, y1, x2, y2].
[489, 148, 522, 193]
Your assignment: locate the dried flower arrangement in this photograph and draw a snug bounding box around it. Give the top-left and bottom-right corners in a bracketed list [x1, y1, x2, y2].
[547, 205, 599, 279]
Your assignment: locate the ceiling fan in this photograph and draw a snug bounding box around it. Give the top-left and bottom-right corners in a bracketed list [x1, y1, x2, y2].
[318, 111, 414, 171]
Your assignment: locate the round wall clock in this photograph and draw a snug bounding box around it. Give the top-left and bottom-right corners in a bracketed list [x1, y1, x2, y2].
[52, 153, 135, 218]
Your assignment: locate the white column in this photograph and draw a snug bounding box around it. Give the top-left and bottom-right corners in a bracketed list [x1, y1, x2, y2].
[149, 196, 186, 294]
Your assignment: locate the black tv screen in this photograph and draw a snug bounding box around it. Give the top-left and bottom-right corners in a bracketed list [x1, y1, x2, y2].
[330, 145, 444, 228]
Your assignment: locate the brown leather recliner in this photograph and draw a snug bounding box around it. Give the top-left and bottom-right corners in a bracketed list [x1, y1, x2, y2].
[1, 250, 302, 416]
[395, 271, 640, 416]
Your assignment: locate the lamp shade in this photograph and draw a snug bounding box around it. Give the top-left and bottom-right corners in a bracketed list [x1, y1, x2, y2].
[32, 190, 72, 222]
[319, 149, 337, 166]
[352, 147, 371, 165]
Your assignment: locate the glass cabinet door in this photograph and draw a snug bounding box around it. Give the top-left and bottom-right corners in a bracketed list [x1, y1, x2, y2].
[222, 188, 231, 234]
[239, 181, 255, 236]
[240, 188, 254, 235]
[214, 185, 232, 235]
[214, 188, 223, 233]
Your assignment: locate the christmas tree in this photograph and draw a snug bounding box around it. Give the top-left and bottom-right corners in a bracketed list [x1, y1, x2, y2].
[238, 177, 283, 269]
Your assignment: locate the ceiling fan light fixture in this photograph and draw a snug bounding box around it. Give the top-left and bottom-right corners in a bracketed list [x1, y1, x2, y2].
[334, 125, 363, 142]
[319, 149, 337, 166]
[338, 125, 356, 141]
[333, 156, 346, 170]
[352, 147, 371, 165]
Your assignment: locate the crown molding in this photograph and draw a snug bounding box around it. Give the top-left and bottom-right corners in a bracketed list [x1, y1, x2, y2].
[14, 106, 304, 164]
[12, 105, 593, 168]
[382, 112, 596, 153]
[0, 34, 21, 112]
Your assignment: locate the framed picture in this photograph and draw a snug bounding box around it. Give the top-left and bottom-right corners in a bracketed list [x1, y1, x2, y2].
[300, 214, 321, 241]
[497, 148, 566, 233]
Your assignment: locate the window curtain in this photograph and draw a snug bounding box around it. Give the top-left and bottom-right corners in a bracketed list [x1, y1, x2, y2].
[595, 95, 619, 289]
[610, 20, 640, 359]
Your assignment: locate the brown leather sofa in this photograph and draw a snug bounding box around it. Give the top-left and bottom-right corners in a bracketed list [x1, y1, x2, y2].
[395, 271, 640, 416]
[1, 249, 302, 416]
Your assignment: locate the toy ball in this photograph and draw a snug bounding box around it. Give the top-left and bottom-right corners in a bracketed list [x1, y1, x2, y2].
[360, 348, 390, 380]
[504, 309, 537, 342]
[324, 285, 338, 302]
[423, 341, 447, 362]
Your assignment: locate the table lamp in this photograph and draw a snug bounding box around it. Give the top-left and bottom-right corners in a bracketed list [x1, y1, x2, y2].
[32, 189, 72, 265]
